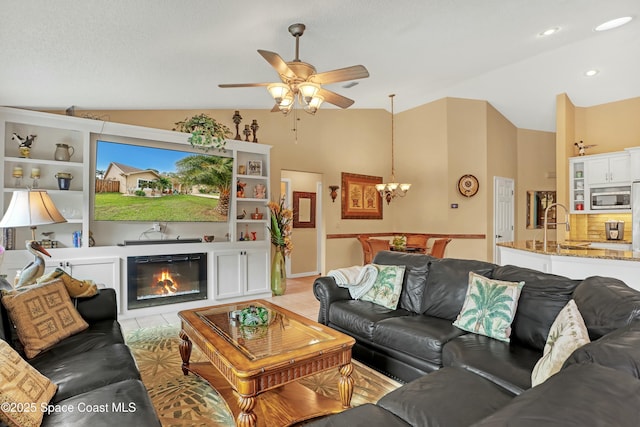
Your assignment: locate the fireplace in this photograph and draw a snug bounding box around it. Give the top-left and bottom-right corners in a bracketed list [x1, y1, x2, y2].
[127, 253, 207, 309]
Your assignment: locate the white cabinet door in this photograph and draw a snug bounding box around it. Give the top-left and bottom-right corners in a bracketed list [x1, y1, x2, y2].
[212, 248, 269, 299]
[586, 153, 631, 186]
[46, 257, 120, 289]
[212, 250, 244, 299]
[586, 158, 611, 186]
[610, 154, 631, 184]
[245, 249, 269, 295]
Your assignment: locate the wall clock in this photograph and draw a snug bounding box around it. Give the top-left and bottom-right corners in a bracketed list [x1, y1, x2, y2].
[457, 174, 479, 197]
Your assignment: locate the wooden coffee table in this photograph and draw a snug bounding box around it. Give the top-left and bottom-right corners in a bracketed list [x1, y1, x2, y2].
[178, 299, 355, 427]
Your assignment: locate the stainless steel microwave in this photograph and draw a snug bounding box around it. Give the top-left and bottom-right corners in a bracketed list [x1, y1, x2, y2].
[591, 187, 631, 210]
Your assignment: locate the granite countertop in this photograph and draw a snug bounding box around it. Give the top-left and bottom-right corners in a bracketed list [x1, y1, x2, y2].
[497, 240, 640, 262]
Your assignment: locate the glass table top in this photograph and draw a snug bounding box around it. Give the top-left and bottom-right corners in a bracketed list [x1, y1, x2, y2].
[196, 302, 336, 361]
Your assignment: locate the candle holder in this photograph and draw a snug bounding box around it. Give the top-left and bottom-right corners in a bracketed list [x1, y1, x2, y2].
[243, 125, 251, 141]
[12, 166, 23, 187]
[329, 185, 340, 203]
[232, 110, 242, 140]
[250, 119, 259, 143]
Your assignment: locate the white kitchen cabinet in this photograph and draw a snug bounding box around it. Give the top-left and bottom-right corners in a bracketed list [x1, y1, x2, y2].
[626, 147, 640, 181]
[212, 247, 269, 300]
[586, 152, 631, 186]
[46, 256, 120, 289]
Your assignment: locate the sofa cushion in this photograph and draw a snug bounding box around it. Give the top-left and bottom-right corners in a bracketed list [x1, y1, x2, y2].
[361, 265, 406, 309]
[531, 299, 590, 386]
[572, 276, 640, 340]
[306, 403, 410, 427]
[422, 258, 496, 320]
[27, 320, 125, 365]
[377, 367, 514, 427]
[1, 279, 89, 358]
[31, 343, 141, 403]
[372, 251, 433, 313]
[329, 300, 410, 340]
[472, 363, 640, 427]
[41, 379, 161, 427]
[373, 315, 467, 367]
[491, 265, 579, 351]
[453, 272, 524, 342]
[442, 333, 541, 395]
[0, 340, 58, 427]
[563, 319, 640, 379]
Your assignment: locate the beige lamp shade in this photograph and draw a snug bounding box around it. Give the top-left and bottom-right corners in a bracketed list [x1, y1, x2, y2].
[0, 190, 67, 228]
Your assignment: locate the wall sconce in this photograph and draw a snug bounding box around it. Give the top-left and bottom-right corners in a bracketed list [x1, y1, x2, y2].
[329, 185, 339, 203]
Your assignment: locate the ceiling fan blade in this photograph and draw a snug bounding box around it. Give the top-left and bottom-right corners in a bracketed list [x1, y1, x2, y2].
[319, 88, 355, 109]
[258, 49, 297, 80]
[313, 65, 369, 84]
[218, 83, 270, 88]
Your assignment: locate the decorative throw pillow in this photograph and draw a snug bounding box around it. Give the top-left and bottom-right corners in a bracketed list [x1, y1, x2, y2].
[37, 267, 98, 298]
[1, 279, 89, 358]
[0, 340, 58, 427]
[360, 264, 406, 309]
[453, 272, 524, 342]
[531, 299, 590, 387]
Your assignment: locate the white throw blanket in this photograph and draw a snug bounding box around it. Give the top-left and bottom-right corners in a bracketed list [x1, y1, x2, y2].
[327, 264, 378, 299]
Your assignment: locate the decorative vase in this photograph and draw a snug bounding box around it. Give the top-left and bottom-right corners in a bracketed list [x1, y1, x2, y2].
[271, 246, 286, 296]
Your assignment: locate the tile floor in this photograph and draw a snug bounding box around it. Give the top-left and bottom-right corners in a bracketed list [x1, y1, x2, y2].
[120, 275, 320, 334]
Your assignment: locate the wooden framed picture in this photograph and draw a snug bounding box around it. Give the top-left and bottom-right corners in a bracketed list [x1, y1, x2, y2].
[293, 191, 316, 228]
[247, 160, 262, 176]
[341, 172, 383, 219]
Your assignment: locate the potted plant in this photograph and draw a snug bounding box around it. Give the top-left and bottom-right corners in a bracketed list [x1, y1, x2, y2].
[173, 113, 233, 151]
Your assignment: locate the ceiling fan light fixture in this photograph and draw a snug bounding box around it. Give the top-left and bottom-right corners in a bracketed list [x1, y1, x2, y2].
[304, 94, 324, 114]
[267, 83, 291, 104]
[298, 82, 321, 104]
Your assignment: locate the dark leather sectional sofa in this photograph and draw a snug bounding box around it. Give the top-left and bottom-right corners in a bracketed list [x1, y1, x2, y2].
[311, 251, 640, 426]
[0, 288, 161, 426]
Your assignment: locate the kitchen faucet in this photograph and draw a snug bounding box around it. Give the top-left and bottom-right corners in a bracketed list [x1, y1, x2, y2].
[543, 203, 570, 250]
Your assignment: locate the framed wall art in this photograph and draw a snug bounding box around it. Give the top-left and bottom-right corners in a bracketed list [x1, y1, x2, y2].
[293, 191, 316, 228]
[341, 172, 383, 219]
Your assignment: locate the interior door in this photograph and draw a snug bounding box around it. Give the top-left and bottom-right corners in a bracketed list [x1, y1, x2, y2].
[493, 176, 515, 263]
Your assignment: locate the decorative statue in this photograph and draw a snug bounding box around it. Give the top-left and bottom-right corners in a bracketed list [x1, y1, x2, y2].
[253, 184, 266, 199]
[237, 180, 247, 198]
[12, 133, 37, 158]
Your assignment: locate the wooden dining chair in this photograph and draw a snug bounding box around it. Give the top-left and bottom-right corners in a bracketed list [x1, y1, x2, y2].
[406, 234, 428, 253]
[357, 235, 373, 264]
[429, 238, 452, 258]
[367, 239, 392, 261]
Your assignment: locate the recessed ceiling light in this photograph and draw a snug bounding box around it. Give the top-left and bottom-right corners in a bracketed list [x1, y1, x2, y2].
[584, 69, 599, 77]
[594, 16, 633, 32]
[538, 27, 560, 37]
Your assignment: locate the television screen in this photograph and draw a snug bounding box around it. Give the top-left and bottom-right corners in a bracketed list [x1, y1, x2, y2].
[94, 140, 232, 222]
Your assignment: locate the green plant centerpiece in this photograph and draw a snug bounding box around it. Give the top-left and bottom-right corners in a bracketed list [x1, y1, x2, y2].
[174, 113, 233, 151]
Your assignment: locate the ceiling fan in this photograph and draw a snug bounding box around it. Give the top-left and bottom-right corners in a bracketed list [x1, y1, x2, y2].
[219, 23, 369, 115]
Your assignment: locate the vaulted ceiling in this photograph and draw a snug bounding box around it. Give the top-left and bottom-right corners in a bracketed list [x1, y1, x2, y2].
[1, 0, 638, 131]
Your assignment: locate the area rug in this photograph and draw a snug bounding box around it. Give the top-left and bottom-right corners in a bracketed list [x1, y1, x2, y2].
[125, 324, 401, 426]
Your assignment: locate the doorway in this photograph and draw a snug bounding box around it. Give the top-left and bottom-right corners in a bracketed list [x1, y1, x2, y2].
[493, 176, 515, 263]
[280, 170, 322, 277]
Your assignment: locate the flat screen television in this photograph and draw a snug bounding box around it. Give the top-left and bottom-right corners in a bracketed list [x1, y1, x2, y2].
[94, 140, 232, 222]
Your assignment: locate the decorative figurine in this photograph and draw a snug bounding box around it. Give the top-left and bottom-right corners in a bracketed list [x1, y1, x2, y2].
[251, 119, 259, 143]
[574, 140, 596, 156]
[237, 180, 247, 198]
[12, 133, 37, 158]
[232, 110, 242, 140]
[243, 125, 251, 141]
[253, 184, 266, 199]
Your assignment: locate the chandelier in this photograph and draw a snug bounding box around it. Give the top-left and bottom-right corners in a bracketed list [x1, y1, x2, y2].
[267, 82, 324, 115]
[376, 94, 411, 204]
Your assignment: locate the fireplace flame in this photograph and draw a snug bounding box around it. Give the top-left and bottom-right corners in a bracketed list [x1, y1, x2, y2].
[154, 269, 179, 295]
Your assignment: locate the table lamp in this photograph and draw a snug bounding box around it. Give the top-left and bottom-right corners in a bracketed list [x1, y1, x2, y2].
[0, 190, 67, 287]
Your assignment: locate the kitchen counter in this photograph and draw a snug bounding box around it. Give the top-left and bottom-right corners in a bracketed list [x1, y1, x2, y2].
[496, 241, 640, 291]
[498, 240, 640, 262]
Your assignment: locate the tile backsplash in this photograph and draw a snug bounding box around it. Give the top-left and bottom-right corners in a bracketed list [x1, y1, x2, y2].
[569, 213, 632, 242]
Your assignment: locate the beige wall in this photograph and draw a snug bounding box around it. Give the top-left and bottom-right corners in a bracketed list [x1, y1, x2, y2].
[556, 95, 640, 242]
[516, 129, 556, 241]
[67, 94, 631, 272]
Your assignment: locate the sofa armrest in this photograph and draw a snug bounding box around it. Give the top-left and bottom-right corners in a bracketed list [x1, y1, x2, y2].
[75, 288, 118, 324]
[313, 276, 352, 325]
